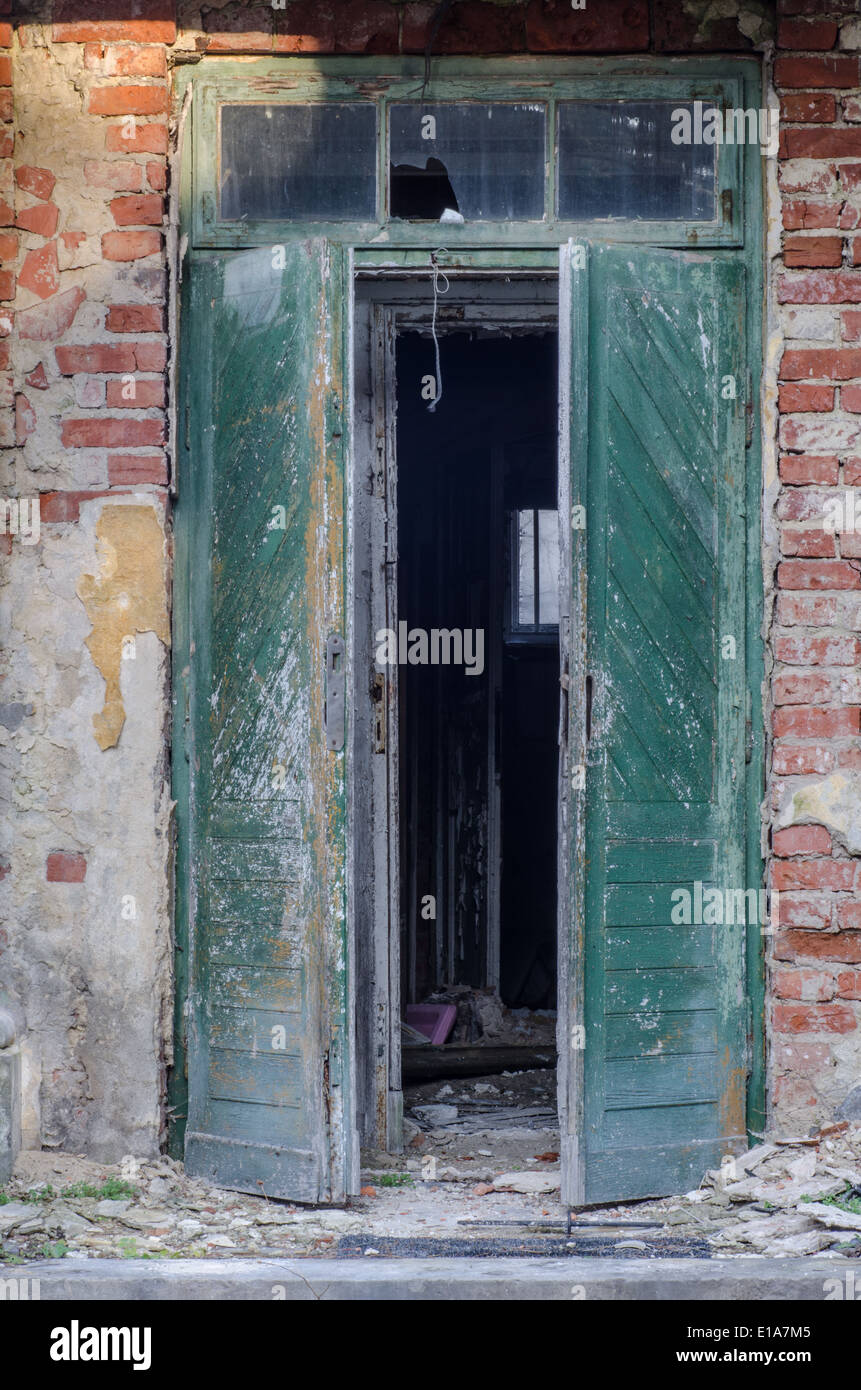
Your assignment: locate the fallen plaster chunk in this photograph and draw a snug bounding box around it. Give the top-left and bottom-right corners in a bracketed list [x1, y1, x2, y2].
[491, 1171, 560, 1194]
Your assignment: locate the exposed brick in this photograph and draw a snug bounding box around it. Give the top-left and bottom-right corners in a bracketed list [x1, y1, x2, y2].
[60, 417, 164, 449]
[772, 743, 834, 776]
[846, 456, 861, 483]
[782, 200, 841, 231]
[88, 85, 167, 118]
[774, 706, 860, 740]
[783, 235, 843, 268]
[0, 130, 12, 160]
[524, 0, 648, 52]
[105, 304, 163, 334]
[779, 454, 839, 484]
[133, 341, 166, 371]
[773, 969, 835, 1003]
[105, 123, 168, 155]
[776, 593, 840, 624]
[16, 203, 59, 238]
[0, 23, 10, 46]
[202, 5, 273, 52]
[778, 383, 835, 412]
[774, 825, 833, 857]
[52, 1, 176, 46]
[0, 92, 11, 123]
[107, 452, 167, 486]
[56, 344, 135, 375]
[780, 348, 861, 380]
[843, 384, 861, 412]
[773, 1002, 856, 1034]
[838, 901, 861, 931]
[772, 857, 858, 891]
[0, 268, 12, 300]
[780, 93, 837, 124]
[837, 971, 861, 999]
[779, 271, 861, 303]
[106, 378, 165, 408]
[839, 164, 861, 193]
[14, 165, 56, 201]
[83, 160, 144, 192]
[0, 201, 15, 228]
[779, 524, 835, 557]
[776, 633, 859, 665]
[774, 1039, 831, 1076]
[775, 55, 860, 90]
[84, 44, 167, 78]
[39, 490, 114, 523]
[783, 129, 861, 160]
[775, 893, 833, 930]
[101, 229, 161, 262]
[774, 667, 837, 700]
[0, 53, 9, 86]
[17, 287, 86, 341]
[18, 241, 59, 301]
[777, 18, 839, 50]
[24, 362, 47, 391]
[780, 416, 861, 451]
[146, 161, 165, 192]
[402, 1, 525, 54]
[110, 193, 163, 227]
[777, 560, 861, 590]
[845, 310, 861, 341]
[776, 931, 861, 965]
[46, 851, 86, 883]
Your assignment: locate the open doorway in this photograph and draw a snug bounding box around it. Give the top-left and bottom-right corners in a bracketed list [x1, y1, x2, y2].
[353, 279, 563, 1164]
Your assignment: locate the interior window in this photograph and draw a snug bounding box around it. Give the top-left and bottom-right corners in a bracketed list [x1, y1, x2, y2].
[509, 508, 559, 637]
[556, 101, 716, 221]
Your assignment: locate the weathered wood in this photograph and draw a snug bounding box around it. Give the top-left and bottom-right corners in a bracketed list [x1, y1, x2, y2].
[183, 242, 355, 1203]
[561, 243, 748, 1206]
[402, 1044, 556, 1081]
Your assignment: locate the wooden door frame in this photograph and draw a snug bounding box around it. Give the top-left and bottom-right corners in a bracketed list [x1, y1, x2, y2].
[352, 276, 559, 1152]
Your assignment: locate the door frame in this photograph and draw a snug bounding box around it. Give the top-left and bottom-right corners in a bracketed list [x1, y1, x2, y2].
[169, 56, 765, 1182]
[352, 277, 560, 1153]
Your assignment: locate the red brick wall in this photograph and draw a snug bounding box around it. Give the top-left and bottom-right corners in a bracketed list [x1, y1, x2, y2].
[2, 0, 861, 1134]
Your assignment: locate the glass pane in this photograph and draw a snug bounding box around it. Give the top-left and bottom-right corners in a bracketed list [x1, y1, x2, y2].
[389, 103, 545, 221]
[537, 510, 559, 626]
[220, 104, 377, 221]
[517, 510, 535, 626]
[557, 102, 716, 222]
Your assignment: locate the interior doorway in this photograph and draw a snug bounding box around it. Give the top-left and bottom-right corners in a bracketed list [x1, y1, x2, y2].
[353, 277, 562, 1158]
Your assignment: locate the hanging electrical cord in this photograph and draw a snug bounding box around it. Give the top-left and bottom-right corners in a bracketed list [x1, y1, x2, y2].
[428, 248, 449, 414]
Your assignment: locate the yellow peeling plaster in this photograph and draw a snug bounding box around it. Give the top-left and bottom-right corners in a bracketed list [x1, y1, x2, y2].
[76, 506, 170, 750]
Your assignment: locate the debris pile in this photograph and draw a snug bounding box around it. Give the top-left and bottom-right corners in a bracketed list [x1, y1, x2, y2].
[653, 1122, 861, 1258]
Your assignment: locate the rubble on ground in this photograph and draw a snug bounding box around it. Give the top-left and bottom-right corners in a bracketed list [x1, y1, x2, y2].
[1, 1109, 859, 1262]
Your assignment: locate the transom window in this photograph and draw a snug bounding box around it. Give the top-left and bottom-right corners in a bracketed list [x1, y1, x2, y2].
[191, 58, 752, 249]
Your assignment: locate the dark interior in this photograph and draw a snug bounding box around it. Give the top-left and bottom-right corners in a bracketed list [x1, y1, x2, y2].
[396, 330, 559, 1013]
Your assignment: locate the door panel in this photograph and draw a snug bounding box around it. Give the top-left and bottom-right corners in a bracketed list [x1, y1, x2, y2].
[183, 242, 355, 1202]
[560, 241, 748, 1205]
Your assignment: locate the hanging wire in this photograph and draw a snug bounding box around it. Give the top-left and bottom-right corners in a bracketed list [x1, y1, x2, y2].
[428, 248, 449, 414]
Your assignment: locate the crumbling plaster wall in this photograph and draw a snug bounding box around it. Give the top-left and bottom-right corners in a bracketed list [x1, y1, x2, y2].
[1, 0, 861, 1159]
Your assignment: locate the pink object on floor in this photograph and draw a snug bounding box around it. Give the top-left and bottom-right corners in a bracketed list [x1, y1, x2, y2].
[405, 1004, 456, 1045]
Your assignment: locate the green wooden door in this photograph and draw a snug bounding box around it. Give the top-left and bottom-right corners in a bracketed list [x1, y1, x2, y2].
[560, 242, 748, 1205]
[182, 241, 356, 1202]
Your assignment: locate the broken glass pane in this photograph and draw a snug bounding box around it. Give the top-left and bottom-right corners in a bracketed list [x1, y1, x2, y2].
[389, 103, 546, 221]
[556, 102, 716, 221]
[220, 103, 377, 221]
